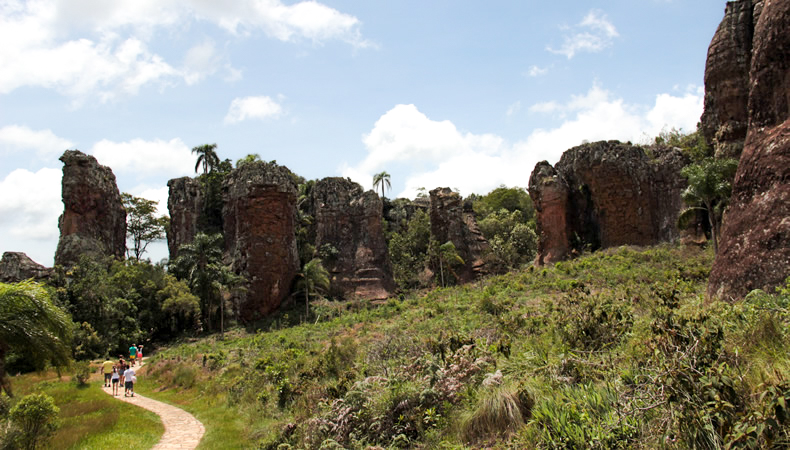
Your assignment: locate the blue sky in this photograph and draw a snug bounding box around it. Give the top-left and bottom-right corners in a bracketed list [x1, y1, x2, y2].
[0, 0, 725, 266]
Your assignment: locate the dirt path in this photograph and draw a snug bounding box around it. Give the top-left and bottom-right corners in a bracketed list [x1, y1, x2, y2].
[101, 359, 205, 449]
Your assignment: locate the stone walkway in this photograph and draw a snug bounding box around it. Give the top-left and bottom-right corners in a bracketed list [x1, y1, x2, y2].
[101, 359, 205, 449]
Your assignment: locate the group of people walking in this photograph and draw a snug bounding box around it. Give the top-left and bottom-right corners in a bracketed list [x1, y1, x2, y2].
[100, 344, 143, 397]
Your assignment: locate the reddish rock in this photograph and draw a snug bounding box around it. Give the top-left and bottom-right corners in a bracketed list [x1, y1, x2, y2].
[223, 162, 299, 320]
[167, 177, 203, 260]
[708, 0, 790, 299]
[312, 177, 395, 299]
[0, 252, 52, 282]
[701, 0, 764, 159]
[55, 150, 126, 268]
[429, 187, 490, 283]
[528, 162, 572, 265]
[528, 142, 688, 264]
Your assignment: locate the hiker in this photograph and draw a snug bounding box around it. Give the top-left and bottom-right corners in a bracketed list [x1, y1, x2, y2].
[111, 367, 120, 396]
[101, 357, 114, 387]
[137, 345, 143, 363]
[124, 364, 136, 397]
[129, 344, 138, 366]
[118, 359, 126, 385]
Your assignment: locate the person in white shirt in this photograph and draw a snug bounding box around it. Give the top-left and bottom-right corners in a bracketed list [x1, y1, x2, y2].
[124, 366, 136, 397]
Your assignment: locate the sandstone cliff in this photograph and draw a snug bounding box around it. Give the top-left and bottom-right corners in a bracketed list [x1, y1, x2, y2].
[167, 177, 204, 260]
[312, 177, 395, 299]
[708, 0, 790, 299]
[55, 150, 126, 268]
[528, 141, 688, 265]
[223, 161, 299, 320]
[0, 252, 52, 283]
[429, 187, 490, 283]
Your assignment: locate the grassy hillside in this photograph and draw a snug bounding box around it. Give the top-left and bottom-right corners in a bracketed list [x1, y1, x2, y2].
[141, 244, 790, 449]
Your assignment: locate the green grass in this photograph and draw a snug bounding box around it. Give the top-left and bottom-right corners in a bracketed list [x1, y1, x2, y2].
[8, 369, 163, 449]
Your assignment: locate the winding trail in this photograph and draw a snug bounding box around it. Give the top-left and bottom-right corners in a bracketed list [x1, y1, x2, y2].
[101, 359, 205, 449]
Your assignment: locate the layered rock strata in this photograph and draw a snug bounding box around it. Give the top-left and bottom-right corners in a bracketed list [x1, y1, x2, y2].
[429, 187, 490, 283]
[701, 0, 765, 158]
[223, 162, 299, 320]
[0, 252, 52, 282]
[528, 141, 688, 265]
[55, 150, 126, 268]
[708, 0, 790, 299]
[167, 177, 204, 260]
[312, 177, 395, 299]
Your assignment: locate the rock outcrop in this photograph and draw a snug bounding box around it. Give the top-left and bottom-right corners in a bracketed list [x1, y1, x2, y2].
[223, 162, 299, 320]
[0, 252, 52, 282]
[528, 141, 688, 265]
[312, 177, 395, 299]
[167, 177, 203, 260]
[54, 150, 126, 268]
[708, 0, 790, 299]
[700, 0, 765, 158]
[429, 187, 490, 283]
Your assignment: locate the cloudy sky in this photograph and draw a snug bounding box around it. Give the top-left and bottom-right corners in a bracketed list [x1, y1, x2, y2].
[0, 0, 724, 266]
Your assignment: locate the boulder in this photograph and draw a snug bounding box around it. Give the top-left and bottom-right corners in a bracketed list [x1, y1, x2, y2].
[167, 177, 203, 260]
[0, 252, 52, 283]
[312, 177, 395, 299]
[223, 161, 299, 320]
[528, 141, 688, 264]
[54, 150, 126, 268]
[708, 0, 790, 299]
[429, 187, 490, 283]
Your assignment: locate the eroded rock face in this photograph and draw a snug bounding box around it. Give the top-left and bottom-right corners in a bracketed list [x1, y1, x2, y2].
[708, 0, 790, 299]
[701, 0, 764, 159]
[528, 141, 688, 264]
[55, 150, 126, 268]
[0, 252, 52, 282]
[312, 177, 395, 299]
[223, 162, 299, 320]
[167, 177, 203, 260]
[429, 187, 490, 283]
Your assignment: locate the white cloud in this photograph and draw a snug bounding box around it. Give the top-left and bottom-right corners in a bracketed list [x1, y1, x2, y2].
[224, 96, 283, 123]
[0, 125, 74, 159]
[342, 84, 703, 199]
[89, 137, 194, 177]
[527, 65, 548, 77]
[547, 10, 619, 59]
[131, 185, 170, 217]
[0, 167, 62, 242]
[0, 0, 371, 100]
[506, 101, 522, 116]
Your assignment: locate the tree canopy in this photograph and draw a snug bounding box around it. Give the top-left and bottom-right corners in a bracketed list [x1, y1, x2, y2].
[192, 143, 220, 176]
[122, 193, 168, 260]
[373, 171, 391, 199]
[679, 157, 738, 254]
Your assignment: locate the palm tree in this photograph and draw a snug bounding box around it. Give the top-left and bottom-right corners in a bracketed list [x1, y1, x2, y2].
[373, 171, 391, 199]
[294, 258, 330, 317]
[171, 233, 225, 332]
[192, 143, 220, 176]
[0, 281, 73, 396]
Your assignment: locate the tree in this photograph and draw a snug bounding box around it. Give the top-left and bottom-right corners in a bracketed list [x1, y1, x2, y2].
[122, 193, 168, 260]
[170, 233, 236, 333]
[0, 281, 72, 397]
[294, 258, 330, 317]
[192, 143, 219, 176]
[373, 171, 391, 199]
[429, 240, 465, 288]
[9, 392, 59, 449]
[236, 153, 261, 168]
[679, 157, 739, 254]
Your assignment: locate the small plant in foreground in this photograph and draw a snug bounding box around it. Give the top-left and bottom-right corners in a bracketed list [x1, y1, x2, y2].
[9, 393, 59, 450]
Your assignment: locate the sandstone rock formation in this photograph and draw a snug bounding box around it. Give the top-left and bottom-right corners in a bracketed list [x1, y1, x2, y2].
[167, 177, 203, 260]
[0, 252, 52, 283]
[55, 150, 126, 268]
[701, 0, 765, 158]
[429, 187, 490, 283]
[223, 161, 299, 320]
[528, 141, 688, 265]
[708, 0, 790, 299]
[312, 177, 395, 299]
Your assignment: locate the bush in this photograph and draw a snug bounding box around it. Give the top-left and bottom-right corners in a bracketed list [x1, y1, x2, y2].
[72, 361, 91, 386]
[9, 393, 59, 450]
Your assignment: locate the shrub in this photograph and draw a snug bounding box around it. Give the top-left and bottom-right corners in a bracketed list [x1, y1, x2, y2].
[72, 361, 91, 386]
[9, 393, 59, 450]
[461, 385, 528, 443]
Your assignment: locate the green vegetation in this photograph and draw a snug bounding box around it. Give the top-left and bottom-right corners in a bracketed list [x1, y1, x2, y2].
[122, 193, 169, 261]
[373, 171, 391, 199]
[133, 244, 790, 448]
[2, 369, 163, 449]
